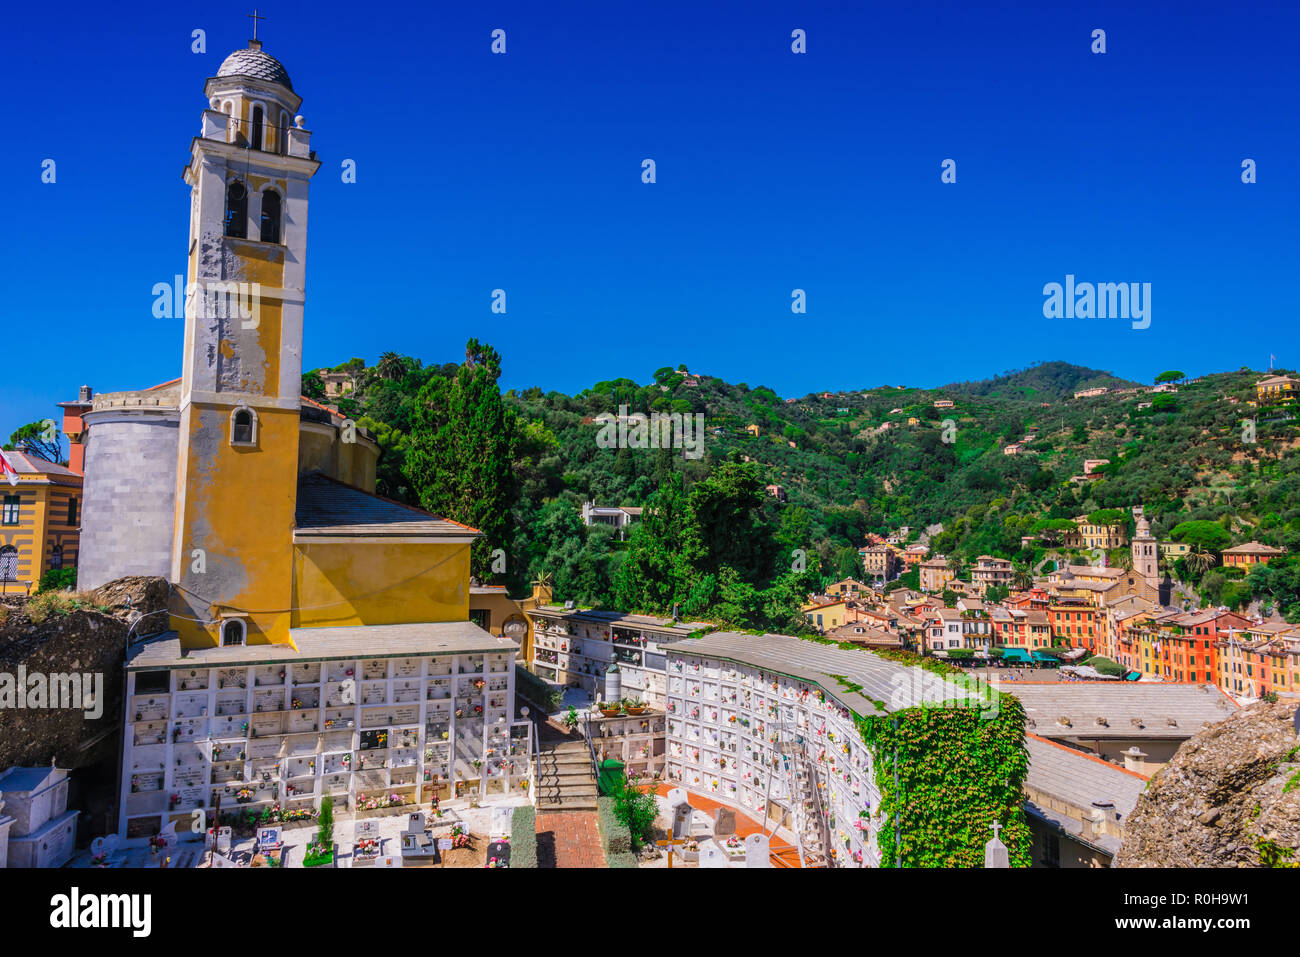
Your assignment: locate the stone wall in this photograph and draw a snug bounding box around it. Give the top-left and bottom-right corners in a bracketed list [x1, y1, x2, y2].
[77, 411, 179, 589]
[0, 577, 168, 770]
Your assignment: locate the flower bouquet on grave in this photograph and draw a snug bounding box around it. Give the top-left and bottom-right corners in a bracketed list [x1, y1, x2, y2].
[91, 852, 110, 868]
[473, 704, 483, 716]
[451, 824, 471, 849]
[723, 835, 743, 850]
[485, 856, 509, 868]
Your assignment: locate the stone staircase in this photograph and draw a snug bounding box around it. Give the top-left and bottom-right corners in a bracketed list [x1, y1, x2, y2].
[535, 739, 599, 811]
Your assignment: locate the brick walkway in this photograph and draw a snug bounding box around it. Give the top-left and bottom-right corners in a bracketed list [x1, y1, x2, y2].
[535, 811, 607, 868]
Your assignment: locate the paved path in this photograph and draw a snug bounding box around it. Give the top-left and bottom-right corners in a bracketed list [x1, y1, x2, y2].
[535, 810, 606, 868]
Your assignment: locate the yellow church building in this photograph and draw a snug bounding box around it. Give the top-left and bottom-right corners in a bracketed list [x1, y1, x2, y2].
[94, 35, 533, 840]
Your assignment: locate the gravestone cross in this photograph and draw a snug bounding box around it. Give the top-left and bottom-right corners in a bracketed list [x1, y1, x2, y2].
[984, 820, 1009, 868]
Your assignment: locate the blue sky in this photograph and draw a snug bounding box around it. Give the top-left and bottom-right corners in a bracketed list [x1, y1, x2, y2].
[4, 0, 1297, 436]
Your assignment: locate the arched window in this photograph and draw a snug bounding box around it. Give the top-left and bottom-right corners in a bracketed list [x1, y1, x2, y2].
[0, 545, 17, 582]
[221, 618, 246, 647]
[231, 406, 257, 447]
[224, 180, 248, 239]
[50, 545, 62, 570]
[260, 190, 281, 244]
[251, 105, 264, 151]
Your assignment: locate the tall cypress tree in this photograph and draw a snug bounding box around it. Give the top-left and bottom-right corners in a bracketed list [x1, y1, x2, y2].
[406, 339, 519, 582]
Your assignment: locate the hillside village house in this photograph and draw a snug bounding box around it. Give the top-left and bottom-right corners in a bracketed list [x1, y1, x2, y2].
[0, 452, 83, 593]
[824, 578, 869, 599]
[918, 556, 956, 592]
[1116, 609, 1252, 685]
[1255, 374, 1297, 404]
[1217, 623, 1300, 701]
[902, 544, 928, 567]
[1220, 541, 1286, 570]
[1159, 541, 1191, 560]
[860, 543, 900, 580]
[803, 598, 853, 632]
[580, 501, 643, 540]
[970, 555, 1013, 594]
[991, 607, 1053, 650]
[933, 399, 954, 409]
[1063, 515, 1129, 550]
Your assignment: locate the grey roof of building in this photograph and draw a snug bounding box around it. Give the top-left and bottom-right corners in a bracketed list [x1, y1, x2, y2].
[658, 631, 979, 716]
[1024, 735, 1149, 856]
[217, 45, 293, 90]
[294, 473, 479, 540]
[1025, 735, 1147, 816]
[1012, 682, 1237, 738]
[126, 622, 516, 670]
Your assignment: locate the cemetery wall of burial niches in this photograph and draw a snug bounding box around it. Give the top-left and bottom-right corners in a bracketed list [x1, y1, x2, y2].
[119, 648, 531, 840]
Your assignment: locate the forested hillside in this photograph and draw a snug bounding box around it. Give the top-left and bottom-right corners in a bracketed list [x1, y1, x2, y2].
[303, 352, 1300, 622]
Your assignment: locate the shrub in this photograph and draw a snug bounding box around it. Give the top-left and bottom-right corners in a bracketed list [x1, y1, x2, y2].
[24, 590, 99, 624]
[1082, 655, 1126, 677]
[36, 567, 76, 594]
[606, 851, 638, 868]
[610, 779, 658, 852]
[596, 795, 634, 859]
[510, 805, 538, 867]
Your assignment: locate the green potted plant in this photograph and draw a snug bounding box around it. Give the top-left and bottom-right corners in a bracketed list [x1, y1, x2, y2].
[623, 698, 647, 716]
[562, 706, 579, 732]
[596, 700, 621, 718]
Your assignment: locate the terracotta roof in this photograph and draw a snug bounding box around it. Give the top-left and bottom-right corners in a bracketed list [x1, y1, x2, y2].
[1222, 541, 1285, 555]
[0, 449, 81, 485]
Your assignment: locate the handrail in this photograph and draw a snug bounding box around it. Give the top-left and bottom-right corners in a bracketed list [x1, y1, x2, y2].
[529, 714, 541, 806]
[582, 710, 600, 784]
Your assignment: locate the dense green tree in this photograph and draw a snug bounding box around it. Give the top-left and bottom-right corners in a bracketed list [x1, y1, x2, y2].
[405, 339, 520, 582]
[4, 421, 63, 463]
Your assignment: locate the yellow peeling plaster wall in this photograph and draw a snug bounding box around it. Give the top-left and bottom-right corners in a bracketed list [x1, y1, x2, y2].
[171, 242, 301, 648]
[170, 47, 318, 650]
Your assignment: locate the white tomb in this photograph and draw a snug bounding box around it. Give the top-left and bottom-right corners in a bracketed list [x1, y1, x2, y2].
[0, 766, 79, 868]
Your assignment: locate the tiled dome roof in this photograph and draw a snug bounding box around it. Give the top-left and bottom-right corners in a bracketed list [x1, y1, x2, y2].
[216, 44, 292, 91]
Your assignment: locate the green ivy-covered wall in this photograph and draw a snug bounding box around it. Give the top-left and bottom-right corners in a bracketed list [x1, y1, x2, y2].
[857, 692, 1031, 867]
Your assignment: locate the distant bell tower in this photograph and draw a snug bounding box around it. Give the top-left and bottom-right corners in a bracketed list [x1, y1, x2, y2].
[170, 25, 320, 649]
[1131, 506, 1159, 585]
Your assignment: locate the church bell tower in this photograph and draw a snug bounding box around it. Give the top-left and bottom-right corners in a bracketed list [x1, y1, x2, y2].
[170, 26, 321, 648]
